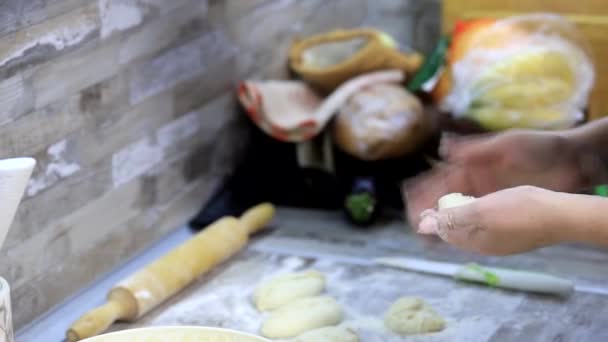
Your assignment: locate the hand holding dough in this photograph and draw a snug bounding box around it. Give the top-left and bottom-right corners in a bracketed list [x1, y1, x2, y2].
[253, 270, 326, 311]
[291, 326, 359, 342]
[384, 297, 445, 335]
[261, 296, 344, 339]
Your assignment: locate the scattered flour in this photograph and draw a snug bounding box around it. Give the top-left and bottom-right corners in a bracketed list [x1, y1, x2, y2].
[127, 251, 524, 341]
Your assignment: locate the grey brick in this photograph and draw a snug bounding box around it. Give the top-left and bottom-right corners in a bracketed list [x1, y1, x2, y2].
[119, 0, 210, 65]
[32, 34, 122, 109]
[4, 165, 113, 251]
[77, 73, 131, 128]
[207, 0, 276, 25]
[110, 93, 235, 187]
[0, 3, 99, 78]
[98, 0, 145, 39]
[294, 0, 367, 36]
[212, 0, 366, 80]
[0, 1, 20, 37]
[0, 96, 85, 157]
[2, 178, 142, 290]
[79, 90, 175, 166]
[208, 114, 249, 177]
[188, 92, 248, 177]
[0, 0, 89, 37]
[112, 136, 164, 187]
[0, 72, 35, 126]
[364, 0, 440, 55]
[4, 91, 175, 247]
[139, 0, 206, 15]
[129, 29, 238, 104]
[25, 139, 81, 197]
[172, 56, 241, 115]
[217, 0, 365, 52]
[43, 1, 92, 25]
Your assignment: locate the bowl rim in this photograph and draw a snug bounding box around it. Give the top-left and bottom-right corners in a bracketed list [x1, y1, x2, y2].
[81, 326, 270, 341]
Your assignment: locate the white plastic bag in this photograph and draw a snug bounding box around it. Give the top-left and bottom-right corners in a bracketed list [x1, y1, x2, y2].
[441, 14, 594, 131]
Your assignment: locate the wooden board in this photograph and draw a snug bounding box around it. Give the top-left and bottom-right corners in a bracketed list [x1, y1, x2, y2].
[442, 0, 608, 120]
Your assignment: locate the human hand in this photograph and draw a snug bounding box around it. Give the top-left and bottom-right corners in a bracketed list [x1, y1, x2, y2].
[404, 129, 585, 228]
[416, 186, 565, 255]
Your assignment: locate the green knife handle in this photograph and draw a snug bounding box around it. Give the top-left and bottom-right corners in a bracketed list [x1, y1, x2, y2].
[454, 264, 574, 296]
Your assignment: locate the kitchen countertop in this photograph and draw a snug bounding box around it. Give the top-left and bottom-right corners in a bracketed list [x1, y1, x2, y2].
[18, 207, 608, 341]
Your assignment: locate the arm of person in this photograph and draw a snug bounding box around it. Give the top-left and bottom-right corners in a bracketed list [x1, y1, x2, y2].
[565, 117, 608, 187]
[405, 116, 608, 230]
[555, 191, 608, 247]
[417, 186, 608, 255]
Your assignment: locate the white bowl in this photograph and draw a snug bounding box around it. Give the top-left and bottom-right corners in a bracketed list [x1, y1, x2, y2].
[81, 326, 270, 342]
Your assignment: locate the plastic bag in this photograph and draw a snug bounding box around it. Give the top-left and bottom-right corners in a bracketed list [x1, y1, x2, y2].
[440, 14, 595, 131]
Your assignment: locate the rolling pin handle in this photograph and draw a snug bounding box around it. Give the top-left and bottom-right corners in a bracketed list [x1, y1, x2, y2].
[66, 300, 129, 342]
[239, 202, 275, 235]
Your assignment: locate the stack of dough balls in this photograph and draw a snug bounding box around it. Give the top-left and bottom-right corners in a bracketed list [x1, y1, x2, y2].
[252, 270, 446, 340]
[252, 270, 357, 341]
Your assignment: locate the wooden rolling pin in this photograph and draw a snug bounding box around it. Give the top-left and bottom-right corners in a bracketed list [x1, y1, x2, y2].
[66, 203, 276, 341]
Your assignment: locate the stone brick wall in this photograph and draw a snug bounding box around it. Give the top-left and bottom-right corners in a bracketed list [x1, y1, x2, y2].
[0, 0, 439, 329]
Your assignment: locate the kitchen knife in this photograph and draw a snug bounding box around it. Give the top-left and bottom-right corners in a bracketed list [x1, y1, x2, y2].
[251, 237, 581, 297]
[375, 257, 574, 297]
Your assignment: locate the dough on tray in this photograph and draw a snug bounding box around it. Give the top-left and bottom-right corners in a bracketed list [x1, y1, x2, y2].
[261, 295, 344, 339]
[253, 270, 326, 311]
[384, 297, 445, 335]
[291, 326, 359, 342]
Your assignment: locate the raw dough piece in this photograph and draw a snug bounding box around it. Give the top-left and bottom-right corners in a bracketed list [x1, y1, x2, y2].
[261, 296, 344, 339]
[384, 297, 445, 335]
[438, 193, 477, 210]
[253, 270, 326, 311]
[292, 326, 358, 342]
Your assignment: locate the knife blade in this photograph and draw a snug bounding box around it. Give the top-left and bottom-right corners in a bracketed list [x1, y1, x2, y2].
[251, 236, 608, 297]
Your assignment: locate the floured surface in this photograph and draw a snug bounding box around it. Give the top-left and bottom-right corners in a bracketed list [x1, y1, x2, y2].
[111, 208, 608, 341]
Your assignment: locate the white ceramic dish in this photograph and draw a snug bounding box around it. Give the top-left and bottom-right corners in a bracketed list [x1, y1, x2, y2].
[0, 157, 35, 249]
[80, 326, 270, 342]
[0, 277, 13, 342]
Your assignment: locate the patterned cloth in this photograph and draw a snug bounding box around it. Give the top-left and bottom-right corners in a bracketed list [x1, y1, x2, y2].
[238, 80, 322, 142]
[237, 70, 405, 143]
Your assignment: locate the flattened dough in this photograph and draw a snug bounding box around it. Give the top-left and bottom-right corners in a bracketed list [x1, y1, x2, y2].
[292, 326, 358, 342]
[438, 193, 476, 210]
[384, 297, 445, 335]
[261, 296, 343, 339]
[254, 270, 326, 311]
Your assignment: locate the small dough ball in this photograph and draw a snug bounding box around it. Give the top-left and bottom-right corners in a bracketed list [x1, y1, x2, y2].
[253, 270, 326, 311]
[261, 296, 344, 339]
[292, 326, 359, 342]
[384, 297, 445, 335]
[438, 193, 476, 210]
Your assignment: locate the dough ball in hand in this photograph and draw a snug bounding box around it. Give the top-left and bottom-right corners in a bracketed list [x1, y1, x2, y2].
[261, 296, 344, 339]
[291, 326, 359, 342]
[438, 193, 477, 210]
[384, 297, 445, 335]
[253, 270, 326, 311]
